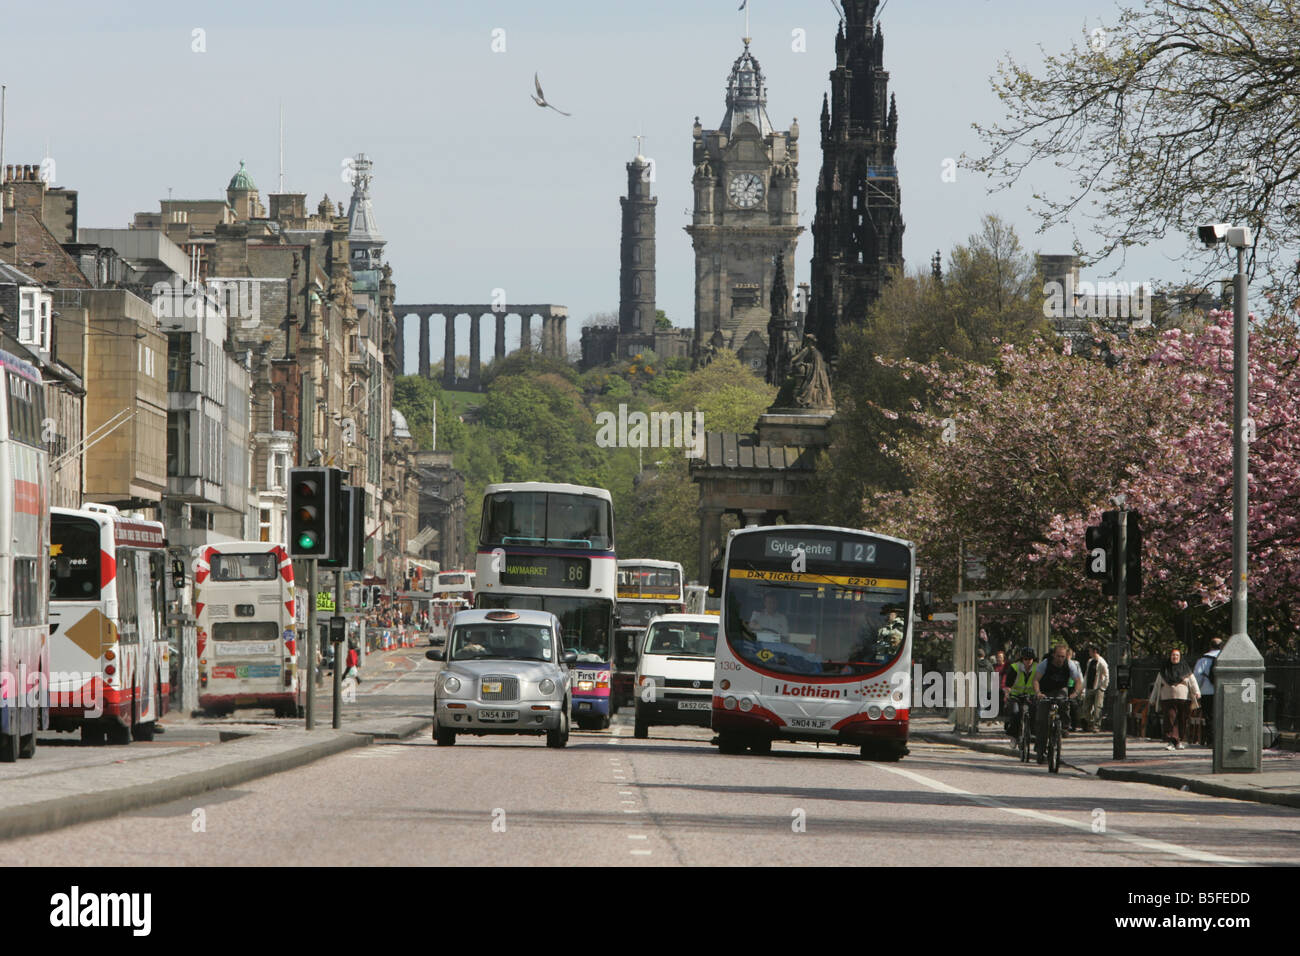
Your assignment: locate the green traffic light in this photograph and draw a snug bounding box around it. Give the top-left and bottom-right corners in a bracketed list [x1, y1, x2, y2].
[298, 532, 317, 551]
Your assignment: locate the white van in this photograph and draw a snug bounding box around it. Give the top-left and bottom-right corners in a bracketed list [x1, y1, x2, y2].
[633, 614, 718, 738]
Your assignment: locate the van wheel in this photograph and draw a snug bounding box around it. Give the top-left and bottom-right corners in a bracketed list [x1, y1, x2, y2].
[132, 721, 156, 742]
[19, 732, 36, 758]
[0, 731, 18, 763]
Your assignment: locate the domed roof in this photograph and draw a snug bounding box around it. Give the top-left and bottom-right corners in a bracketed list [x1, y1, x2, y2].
[720, 40, 773, 137]
[391, 408, 411, 439]
[227, 160, 257, 192]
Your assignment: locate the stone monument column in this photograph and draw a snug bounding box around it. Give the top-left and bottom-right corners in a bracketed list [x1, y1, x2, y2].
[495, 313, 506, 359]
[443, 314, 456, 388]
[469, 314, 481, 387]
[418, 313, 431, 378]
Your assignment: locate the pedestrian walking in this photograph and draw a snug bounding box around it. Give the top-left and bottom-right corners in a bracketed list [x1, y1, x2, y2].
[1148, 648, 1200, 750]
[1083, 644, 1109, 731]
[1192, 638, 1223, 746]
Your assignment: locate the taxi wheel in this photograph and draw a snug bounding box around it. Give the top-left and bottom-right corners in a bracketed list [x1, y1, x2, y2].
[547, 706, 569, 749]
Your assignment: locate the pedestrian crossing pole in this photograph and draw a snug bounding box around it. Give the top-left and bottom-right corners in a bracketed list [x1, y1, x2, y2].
[333, 570, 344, 729]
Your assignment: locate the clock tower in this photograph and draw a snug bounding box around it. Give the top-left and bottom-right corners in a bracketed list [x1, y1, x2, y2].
[686, 39, 802, 372]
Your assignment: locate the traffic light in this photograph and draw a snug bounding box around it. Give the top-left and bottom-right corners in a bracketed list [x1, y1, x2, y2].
[320, 485, 366, 571]
[289, 467, 341, 559]
[1086, 510, 1141, 597]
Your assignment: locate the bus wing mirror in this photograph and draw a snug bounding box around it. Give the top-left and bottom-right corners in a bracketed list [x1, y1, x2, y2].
[708, 564, 723, 597]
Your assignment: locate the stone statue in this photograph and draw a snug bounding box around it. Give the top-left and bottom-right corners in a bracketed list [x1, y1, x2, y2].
[777, 333, 834, 410]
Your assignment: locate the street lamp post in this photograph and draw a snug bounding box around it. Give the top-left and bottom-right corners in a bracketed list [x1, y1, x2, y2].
[1196, 223, 1265, 772]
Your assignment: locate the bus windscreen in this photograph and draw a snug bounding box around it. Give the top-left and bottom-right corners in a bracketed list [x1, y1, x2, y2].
[50, 514, 102, 601]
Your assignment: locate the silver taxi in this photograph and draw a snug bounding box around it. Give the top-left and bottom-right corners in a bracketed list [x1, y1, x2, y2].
[426, 608, 576, 748]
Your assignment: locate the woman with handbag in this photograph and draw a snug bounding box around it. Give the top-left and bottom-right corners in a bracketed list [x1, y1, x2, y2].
[1148, 648, 1200, 750]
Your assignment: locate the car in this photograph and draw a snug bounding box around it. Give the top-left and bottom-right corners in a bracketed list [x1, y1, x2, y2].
[633, 614, 718, 739]
[425, 608, 577, 748]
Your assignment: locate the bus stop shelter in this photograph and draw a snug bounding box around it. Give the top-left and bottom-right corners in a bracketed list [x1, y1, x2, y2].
[950, 589, 1061, 733]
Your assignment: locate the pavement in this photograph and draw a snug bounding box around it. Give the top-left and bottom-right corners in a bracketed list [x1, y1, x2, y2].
[0, 646, 433, 841]
[910, 714, 1300, 809]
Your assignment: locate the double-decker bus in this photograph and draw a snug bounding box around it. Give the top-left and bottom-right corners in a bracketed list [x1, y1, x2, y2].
[193, 542, 300, 717]
[712, 525, 914, 760]
[0, 350, 49, 761]
[613, 560, 684, 708]
[49, 505, 169, 745]
[475, 482, 616, 730]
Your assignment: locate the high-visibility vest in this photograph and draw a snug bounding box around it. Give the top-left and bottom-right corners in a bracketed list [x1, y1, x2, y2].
[1008, 662, 1035, 696]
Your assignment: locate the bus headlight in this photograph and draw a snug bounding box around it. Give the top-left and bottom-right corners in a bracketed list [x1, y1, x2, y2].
[868, 705, 882, 720]
[539, 679, 556, 696]
[723, 696, 737, 710]
[883, 706, 896, 720]
[443, 676, 461, 693]
[738, 697, 754, 712]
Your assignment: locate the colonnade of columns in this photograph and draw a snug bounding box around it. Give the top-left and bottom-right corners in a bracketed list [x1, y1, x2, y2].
[393, 306, 569, 390]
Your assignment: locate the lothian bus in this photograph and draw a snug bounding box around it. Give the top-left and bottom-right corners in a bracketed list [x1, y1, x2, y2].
[613, 559, 684, 708]
[193, 542, 300, 717]
[0, 349, 49, 761]
[474, 482, 616, 730]
[712, 525, 914, 760]
[49, 504, 169, 745]
[430, 570, 475, 634]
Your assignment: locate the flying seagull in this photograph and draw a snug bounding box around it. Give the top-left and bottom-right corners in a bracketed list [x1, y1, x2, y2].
[532, 73, 571, 116]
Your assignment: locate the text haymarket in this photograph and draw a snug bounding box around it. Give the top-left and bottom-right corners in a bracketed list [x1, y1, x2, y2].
[49, 887, 151, 936]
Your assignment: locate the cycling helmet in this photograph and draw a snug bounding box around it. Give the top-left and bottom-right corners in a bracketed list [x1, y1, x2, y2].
[1019, 646, 1036, 660]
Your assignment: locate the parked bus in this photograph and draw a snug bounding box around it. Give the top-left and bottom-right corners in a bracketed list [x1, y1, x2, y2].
[49, 504, 168, 745]
[193, 542, 300, 717]
[613, 560, 684, 708]
[474, 482, 616, 730]
[712, 525, 915, 760]
[0, 350, 49, 760]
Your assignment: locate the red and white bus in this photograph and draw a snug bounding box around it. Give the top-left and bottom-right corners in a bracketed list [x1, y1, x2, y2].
[193, 542, 300, 717]
[0, 349, 49, 761]
[712, 525, 914, 760]
[49, 505, 169, 745]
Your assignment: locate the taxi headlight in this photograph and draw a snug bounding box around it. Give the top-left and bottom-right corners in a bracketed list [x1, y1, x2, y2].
[443, 676, 461, 694]
[539, 678, 556, 696]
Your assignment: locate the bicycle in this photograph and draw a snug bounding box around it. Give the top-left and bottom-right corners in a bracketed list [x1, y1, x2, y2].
[1008, 695, 1033, 763]
[1039, 694, 1068, 774]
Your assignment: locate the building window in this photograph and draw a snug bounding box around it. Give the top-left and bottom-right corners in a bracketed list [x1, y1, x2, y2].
[17, 290, 49, 349]
[632, 246, 641, 264]
[167, 333, 192, 392]
[271, 452, 287, 490]
[167, 411, 190, 477]
[633, 276, 642, 295]
[631, 219, 640, 235]
[259, 508, 271, 542]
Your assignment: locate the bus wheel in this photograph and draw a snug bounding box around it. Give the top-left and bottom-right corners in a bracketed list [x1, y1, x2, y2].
[749, 738, 772, 755]
[81, 723, 106, 746]
[107, 722, 132, 746]
[860, 742, 907, 762]
[717, 732, 746, 755]
[19, 732, 36, 758]
[132, 721, 156, 742]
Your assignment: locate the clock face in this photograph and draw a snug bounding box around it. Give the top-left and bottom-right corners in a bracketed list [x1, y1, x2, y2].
[728, 172, 765, 208]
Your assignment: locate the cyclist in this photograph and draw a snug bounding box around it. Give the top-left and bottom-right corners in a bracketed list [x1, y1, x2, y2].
[1032, 643, 1082, 764]
[1003, 647, 1037, 741]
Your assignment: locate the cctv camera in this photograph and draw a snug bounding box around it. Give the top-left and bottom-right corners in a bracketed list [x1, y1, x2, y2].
[1198, 223, 1229, 246]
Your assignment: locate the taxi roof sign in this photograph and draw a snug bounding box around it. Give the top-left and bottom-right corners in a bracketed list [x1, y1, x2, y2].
[485, 610, 520, 622]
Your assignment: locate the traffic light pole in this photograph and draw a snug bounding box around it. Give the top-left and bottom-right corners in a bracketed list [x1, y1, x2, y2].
[333, 570, 344, 729]
[306, 558, 317, 731]
[1113, 505, 1129, 760]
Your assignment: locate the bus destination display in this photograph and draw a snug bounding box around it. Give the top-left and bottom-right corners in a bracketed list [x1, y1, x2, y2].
[500, 556, 590, 589]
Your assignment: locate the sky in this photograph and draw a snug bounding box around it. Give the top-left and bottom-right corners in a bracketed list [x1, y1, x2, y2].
[1, 0, 1204, 371]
